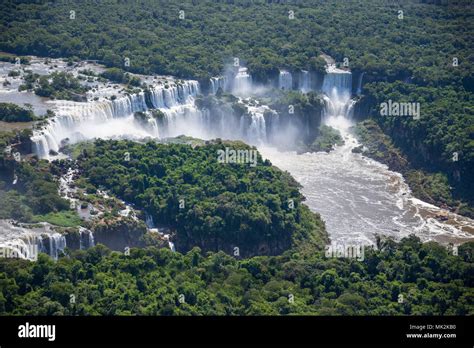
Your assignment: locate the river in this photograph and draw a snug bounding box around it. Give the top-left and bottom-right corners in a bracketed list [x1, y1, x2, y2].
[1, 57, 473, 258]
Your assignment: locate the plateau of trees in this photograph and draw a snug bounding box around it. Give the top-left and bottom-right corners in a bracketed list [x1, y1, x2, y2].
[74, 139, 328, 256]
[100, 68, 141, 87]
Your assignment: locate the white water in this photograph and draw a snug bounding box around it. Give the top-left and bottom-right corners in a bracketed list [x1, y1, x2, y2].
[79, 227, 95, 250]
[31, 80, 200, 158]
[209, 76, 227, 94]
[278, 70, 293, 90]
[0, 220, 66, 260]
[232, 67, 252, 95]
[356, 72, 365, 96]
[31, 77, 281, 157]
[212, 68, 312, 95]
[321, 64, 352, 100]
[3, 57, 473, 253]
[299, 70, 311, 93]
[260, 66, 474, 246]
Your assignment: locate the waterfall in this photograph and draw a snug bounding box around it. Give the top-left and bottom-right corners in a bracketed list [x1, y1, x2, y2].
[145, 213, 156, 229]
[278, 70, 293, 90]
[242, 100, 272, 144]
[89, 230, 95, 247]
[356, 72, 365, 96]
[30, 64, 349, 159]
[209, 76, 227, 94]
[31, 93, 148, 158]
[322, 64, 352, 101]
[0, 234, 41, 260]
[32, 80, 200, 159]
[321, 65, 355, 129]
[48, 233, 67, 259]
[79, 227, 95, 250]
[299, 70, 311, 93]
[0, 220, 67, 260]
[232, 67, 252, 95]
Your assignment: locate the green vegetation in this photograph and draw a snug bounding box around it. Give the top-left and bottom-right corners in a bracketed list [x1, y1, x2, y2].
[0, 52, 29, 65]
[355, 84, 474, 217]
[0, 102, 36, 122]
[7, 70, 20, 77]
[353, 120, 467, 212]
[74, 139, 327, 256]
[0, 131, 72, 222]
[18, 70, 89, 102]
[353, 119, 409, 173]
[33, 71, 89, 101]
[30, 211, 83, 228]
[269, 91, 324, 117]
[0, 236, 472, 315]
[0, 1, 470, 85]
[309, 125, 343, 153]
[100, 68, 141, 87]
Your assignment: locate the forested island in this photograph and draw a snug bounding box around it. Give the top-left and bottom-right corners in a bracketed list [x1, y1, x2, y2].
[0, 0, 473, 318]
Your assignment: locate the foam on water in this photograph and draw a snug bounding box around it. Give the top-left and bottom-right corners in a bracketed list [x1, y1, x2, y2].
[6, 57, 473, 250]
[259, 66, 474, 246]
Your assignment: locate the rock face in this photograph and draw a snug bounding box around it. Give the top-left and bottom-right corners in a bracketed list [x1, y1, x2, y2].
[62, 219, 147, 252]
[351, 95, 374, 121]
[174, 230, 293, 259]
[353, 120, 409, 173]
[91, 218, 147, 251]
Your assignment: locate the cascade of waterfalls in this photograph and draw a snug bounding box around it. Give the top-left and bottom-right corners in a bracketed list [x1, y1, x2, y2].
[211, 68, 317, 96]
[0, 220, 66, 260]
[31, 65, 345, 160]
[31, 80, 200, 159]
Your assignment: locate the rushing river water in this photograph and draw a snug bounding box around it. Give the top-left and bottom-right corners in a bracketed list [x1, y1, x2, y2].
[260, 114, 474, 247]
[0, 57, 472, 259]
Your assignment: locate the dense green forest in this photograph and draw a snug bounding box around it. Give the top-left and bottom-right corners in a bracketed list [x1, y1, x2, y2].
[73, 139, 327, 256]
[0, 0, 473, 318]
[0, 236, 472, 315]
[0, 0, 472, 212]
[355, 82, 474, 216]
[0, 0, 471, 85]
[0, 102, 36, 122]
